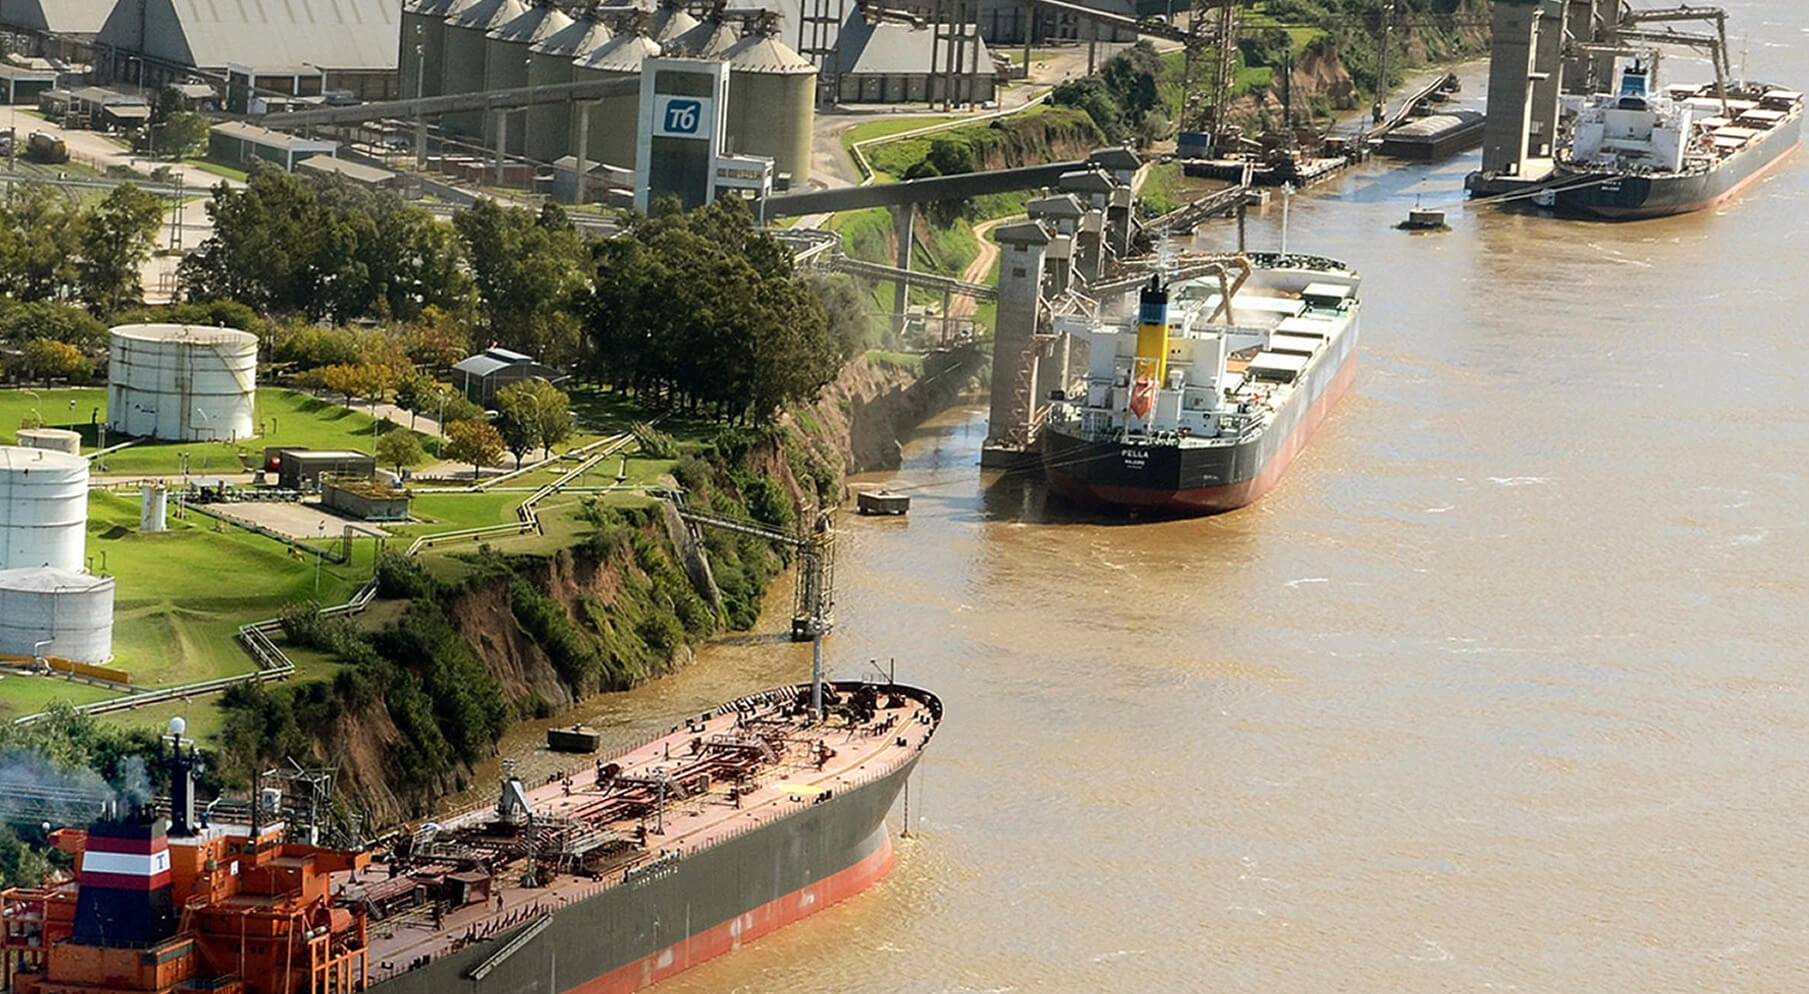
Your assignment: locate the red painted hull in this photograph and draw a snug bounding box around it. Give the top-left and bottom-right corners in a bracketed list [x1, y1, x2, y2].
[570, 835, 896, 994]
[1047, 348, 1357, 514]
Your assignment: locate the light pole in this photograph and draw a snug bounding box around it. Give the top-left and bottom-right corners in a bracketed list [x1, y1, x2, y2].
[314, 522, 326, 594]
[413, 26, 427, 169]
[193, 407, 211, 472]
[21, 389, 40, 427]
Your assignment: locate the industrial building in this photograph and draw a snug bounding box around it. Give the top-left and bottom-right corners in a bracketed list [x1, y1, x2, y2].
[269, 449, 378, 491]
[0, 0, 111, 63]
[208, 121, 339, 172]
[321, 477, 412, 521]
[107, 324, 258, 443]
[77, 0, 400, 100]
[452, 346, 562, 406]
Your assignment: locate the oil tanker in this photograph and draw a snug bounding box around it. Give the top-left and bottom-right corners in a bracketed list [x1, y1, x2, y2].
[0, 680, 941, 994]
[1549, 59, 1802, 219]
[1041, 252, 1361, 514]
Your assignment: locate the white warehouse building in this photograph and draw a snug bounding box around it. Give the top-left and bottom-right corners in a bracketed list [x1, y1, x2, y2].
[108, 324, 258, 442]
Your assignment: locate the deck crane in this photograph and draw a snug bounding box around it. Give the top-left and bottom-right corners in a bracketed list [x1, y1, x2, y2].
[669, 502, 837, 721]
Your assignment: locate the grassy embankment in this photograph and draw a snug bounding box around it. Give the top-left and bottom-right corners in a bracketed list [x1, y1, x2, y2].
[0, 382, 681, 733]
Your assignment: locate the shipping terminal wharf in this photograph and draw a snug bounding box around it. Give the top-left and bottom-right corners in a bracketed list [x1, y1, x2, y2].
[0, 682, 941, 994]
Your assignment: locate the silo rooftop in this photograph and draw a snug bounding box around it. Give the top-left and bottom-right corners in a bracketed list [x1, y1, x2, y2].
[0, 445, 88, 473]
[575, 33, 662, 72]
[110, 323, 257, 346]
[723, 33, 816, 73]
[0, 566, 112, 591]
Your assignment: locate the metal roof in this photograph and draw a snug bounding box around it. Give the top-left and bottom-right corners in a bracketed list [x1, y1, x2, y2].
[485, 346, 532, 361]
[671, 18, 737, 58]
[1027, 193, 1084, 218]
[110, 321, 257, 345]
[210, 120, 339, 152]
[0, 0, 114, 35]
[836, 17, 989, 76]
[489, 3, 569, 43]
[0, 445, 87, 472]
[447, 0, 525, 32]
[453, 355, 512, 377]
[531, 13, 608, 56]
[98, 0, 401, 72]
[723, 32, 813, 73]
[993, 220, 1051, 245]
[574, 32, 661, 72]
[298, 156, 396, 184]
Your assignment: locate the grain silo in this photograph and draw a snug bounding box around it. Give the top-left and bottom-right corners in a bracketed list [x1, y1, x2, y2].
[0, 447, 88, 573]
[669, 15, 737, 59]
[15, 428, 81, 455]
[401, 0, 472, 101]
[442, 0, 529, 137]
[647, 3, 700, 47]
[107, 324, 258, 443]
[571, 31, 664, 170]
[525, 9, 600, 163]
[723, 26, 817, 188]
[484, 1, 568, 153]
[0, 567, 114, 664]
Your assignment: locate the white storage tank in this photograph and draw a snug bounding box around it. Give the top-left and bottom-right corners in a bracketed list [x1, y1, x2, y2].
[16, 428, 81, 455]
[0, 567, 115, 663]
[108, 324, 258, 442]
[140, 483, 168, 533]
[0, 447, 88, 572]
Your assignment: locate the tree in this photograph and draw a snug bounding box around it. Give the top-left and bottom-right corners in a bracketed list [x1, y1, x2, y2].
[497, 379, 571, 461]
[157, 112, 210, 159]
[320, 363, 366, 407]
[0, 302, 107, 348]
[0, 184, 83, 301]
[78, 183, 166, 315]
[443, 419, 503, 481]
[375, 429, 426, 475]
[392, 369, 432, 428]
[451, 199, 584, 365]
[21, 338, 89, 383]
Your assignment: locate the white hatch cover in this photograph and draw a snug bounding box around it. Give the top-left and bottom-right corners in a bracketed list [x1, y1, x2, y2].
[1267, 334, 1321, 356]
[1248, 351, 1309, 383]
[1302, 282, 1352, 302]
[1277, 316, 1334, 338]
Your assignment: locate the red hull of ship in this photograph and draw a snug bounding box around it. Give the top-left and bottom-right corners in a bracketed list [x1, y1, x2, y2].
[569, 836, 896, 994]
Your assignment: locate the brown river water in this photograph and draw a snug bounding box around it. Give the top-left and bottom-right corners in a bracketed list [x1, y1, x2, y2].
[482, 4, 1809, 989]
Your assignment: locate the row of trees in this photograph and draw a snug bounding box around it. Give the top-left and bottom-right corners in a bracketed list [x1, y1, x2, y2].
[572, 199, 845, 423]
[0, 184, 166, 315]
[178, 168, 590, 368]
[181, 167, 864, 424]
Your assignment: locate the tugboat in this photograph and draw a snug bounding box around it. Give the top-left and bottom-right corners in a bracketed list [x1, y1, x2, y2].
[1041, 252, 1361, 514]
[1550, 57, 1802, 219]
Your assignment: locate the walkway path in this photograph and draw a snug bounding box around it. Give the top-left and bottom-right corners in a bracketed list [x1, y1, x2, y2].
[948, 216, 1013, 319]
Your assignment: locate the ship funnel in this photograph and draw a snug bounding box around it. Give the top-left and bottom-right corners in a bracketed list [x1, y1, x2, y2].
[1132, 275, 1172, 418]
[74, 818, 177, 947]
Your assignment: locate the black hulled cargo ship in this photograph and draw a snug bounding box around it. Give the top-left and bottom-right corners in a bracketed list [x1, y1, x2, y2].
[1551, 60, 1802, 219]
[1041, 253, 1361, 514]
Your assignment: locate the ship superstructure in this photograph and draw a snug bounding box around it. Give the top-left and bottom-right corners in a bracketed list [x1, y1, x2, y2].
[1551, 58, 1802, 218]
[1042, 253, 1360, 513]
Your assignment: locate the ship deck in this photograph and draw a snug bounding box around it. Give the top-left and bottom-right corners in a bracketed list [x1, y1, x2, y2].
[352, 683, 938, 981]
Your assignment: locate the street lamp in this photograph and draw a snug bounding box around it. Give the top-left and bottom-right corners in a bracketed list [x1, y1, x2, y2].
[314, 522, 327, 594]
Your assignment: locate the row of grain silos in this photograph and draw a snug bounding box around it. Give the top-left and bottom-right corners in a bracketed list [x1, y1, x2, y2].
[402, 0, 816, 188]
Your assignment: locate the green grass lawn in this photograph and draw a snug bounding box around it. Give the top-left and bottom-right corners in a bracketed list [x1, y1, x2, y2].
[0, 386, 427, 477]
[0, 675, 118, 721]
[185, 158, 249, 183]
[84, 490, 370, 687]
[841, 115, 963, 177]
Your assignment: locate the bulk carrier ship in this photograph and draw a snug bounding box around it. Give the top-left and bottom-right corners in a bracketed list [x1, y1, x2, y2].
[1549, 58, 1802, 219]
[1041, 253, 1361, 514]
[0, 680, 941, 994]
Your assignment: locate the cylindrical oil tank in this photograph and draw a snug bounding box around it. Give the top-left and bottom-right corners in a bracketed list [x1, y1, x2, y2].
[140, 484, 168, 533]
[16, 428, 81, 455]
[0, 567, 115, 663]
[107, 324, 258, 443]
[483, 1, 567, 153]
[724, 32, 818, 188]
[524, 11, 600, 164]
[570, 33, 663, 170]
[401, 0, 470, 101]
[442, 0, 528, 136]
[0, 447, 88, 573]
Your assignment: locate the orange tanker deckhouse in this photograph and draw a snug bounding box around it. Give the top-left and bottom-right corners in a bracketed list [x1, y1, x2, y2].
[1, 729, 372, 994]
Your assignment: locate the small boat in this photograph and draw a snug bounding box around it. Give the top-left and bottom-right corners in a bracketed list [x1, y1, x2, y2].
[547, 723, 601, 753]
[856, 489, 910, 516]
